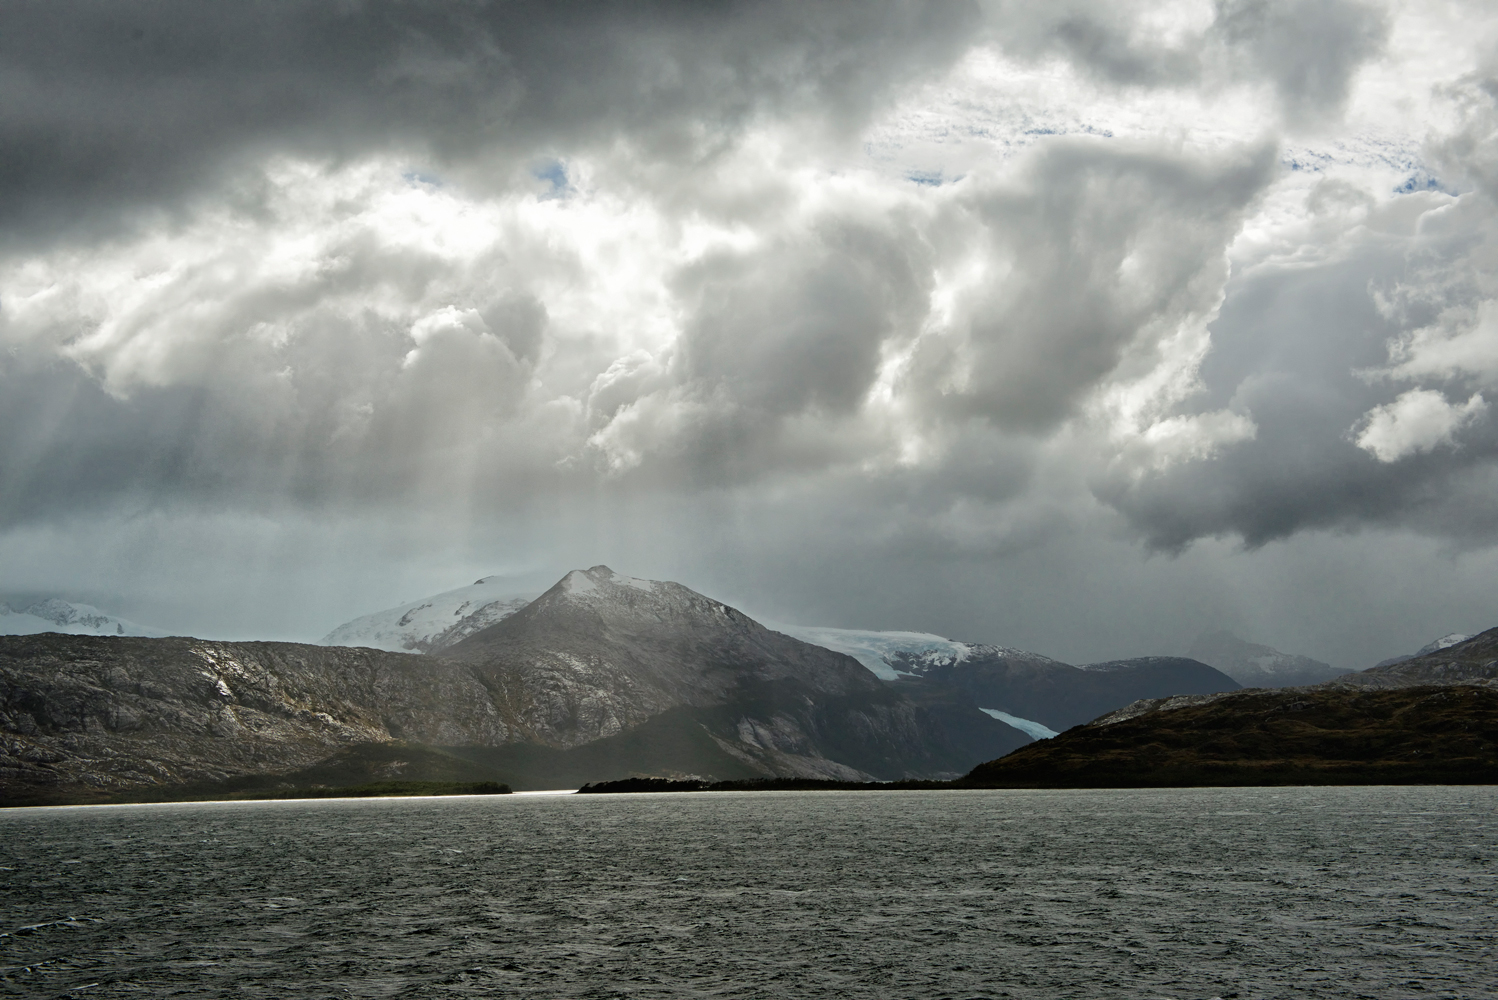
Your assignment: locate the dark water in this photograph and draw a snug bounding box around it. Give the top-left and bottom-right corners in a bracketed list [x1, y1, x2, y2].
[1, 787, 1494, 999]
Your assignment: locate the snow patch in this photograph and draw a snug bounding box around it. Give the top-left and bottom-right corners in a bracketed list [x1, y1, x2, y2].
[562, 570, 598, 594]
[1417, 632, 1475, 655]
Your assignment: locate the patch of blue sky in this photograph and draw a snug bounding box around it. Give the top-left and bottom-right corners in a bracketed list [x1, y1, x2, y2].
[402, 170, 442, 187]
[1395, 172, 1446, 195]
[532, 159, 571, 199]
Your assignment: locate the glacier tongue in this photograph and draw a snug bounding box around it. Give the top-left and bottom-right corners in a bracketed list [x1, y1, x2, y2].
[978, 709, 1059, 740]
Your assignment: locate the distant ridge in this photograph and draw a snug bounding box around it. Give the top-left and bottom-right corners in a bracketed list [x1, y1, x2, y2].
[0, 566, 1032, 804]
[957, 628, 1498, 787]
[1187, 630, 1347, 687]
[0, 599, 167, 638]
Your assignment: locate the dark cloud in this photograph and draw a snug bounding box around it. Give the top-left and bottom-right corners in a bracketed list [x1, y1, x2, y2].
[0, 0, 981, 244]
[907, 138, 1275, 431]
[1213, 0, 1389, 129]
[1098, 198, 1498, 549]
[979, 0, 1389, 129]
[979, 1, 1204, 87]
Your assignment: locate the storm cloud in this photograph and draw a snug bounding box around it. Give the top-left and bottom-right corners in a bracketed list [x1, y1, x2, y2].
[2, 0, 1496, 667]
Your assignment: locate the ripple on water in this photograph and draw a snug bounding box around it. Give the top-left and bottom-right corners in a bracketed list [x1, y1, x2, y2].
[1, 786, 1495, 998]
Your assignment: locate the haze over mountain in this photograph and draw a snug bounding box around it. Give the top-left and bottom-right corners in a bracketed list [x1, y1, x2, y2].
[0, 600, 167, 639]
[1187, 631, 1350, 688]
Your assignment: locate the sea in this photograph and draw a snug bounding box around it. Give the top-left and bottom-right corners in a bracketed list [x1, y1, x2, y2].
[1, 786, 1494, 998]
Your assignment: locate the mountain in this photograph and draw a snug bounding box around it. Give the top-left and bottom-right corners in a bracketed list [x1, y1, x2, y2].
[887, 648, 1241, 733]
[1335, 628, 1498, 690]
[433, 566, 1026, 778]
[962, 684, 1498, 787]
[327, 582, 1246, 741]
[0, 599, 168, 638]
[1187, 630, 1349, 687]
[767, 625, 977, 681]
[321, 577, 536, 653]
[768, 626, 1240, 733]
[1372, 632, 1478, 669]
[0, 634, 476, 800]
[0, 567, 1031, 803]
[960, 628, 1498, 787]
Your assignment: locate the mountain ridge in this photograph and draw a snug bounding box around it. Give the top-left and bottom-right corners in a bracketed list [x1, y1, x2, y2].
[0, 567, 1033, 802]
[1187, 630, 1348, 688]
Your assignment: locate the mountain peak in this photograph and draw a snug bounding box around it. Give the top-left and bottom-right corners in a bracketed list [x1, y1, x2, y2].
[1417, 632, 1476, 656]
[1187, 629, 1346, 688]
[558, 565, 658, 597]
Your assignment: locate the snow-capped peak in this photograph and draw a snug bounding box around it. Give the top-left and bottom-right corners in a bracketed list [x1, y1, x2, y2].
[0, 599, 168, 638]
[1416, 632, 1476, 655]
[321, 576, 537, 653]
[559, 565, 657, 598]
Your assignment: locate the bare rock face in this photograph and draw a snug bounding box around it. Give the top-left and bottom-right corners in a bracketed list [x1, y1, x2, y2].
[0, 635, 514, 797]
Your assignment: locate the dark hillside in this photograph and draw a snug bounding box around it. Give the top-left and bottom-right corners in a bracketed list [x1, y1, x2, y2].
[962, 685, 1498, 787]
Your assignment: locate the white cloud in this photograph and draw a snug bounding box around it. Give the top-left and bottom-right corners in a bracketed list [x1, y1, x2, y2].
[1354, 388, 1487, 461]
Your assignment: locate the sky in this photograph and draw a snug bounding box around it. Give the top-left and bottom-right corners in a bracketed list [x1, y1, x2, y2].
[3, 0, 1498, 669]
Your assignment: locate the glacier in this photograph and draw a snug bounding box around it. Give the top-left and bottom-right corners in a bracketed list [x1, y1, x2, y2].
[765, 624, 978, 681]
[0, 599, 168, 638]
[978, 709, 1059, 740]
[321, 577, 537, 653]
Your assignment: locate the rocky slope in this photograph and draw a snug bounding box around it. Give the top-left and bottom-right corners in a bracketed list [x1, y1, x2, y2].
[963, 685, 1498, 787]
[1372, 631, 1479, 669]
[0, 634, 511, 801]
[1187, 630, 1348, 687]
[1334, 628, 1498, 690]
